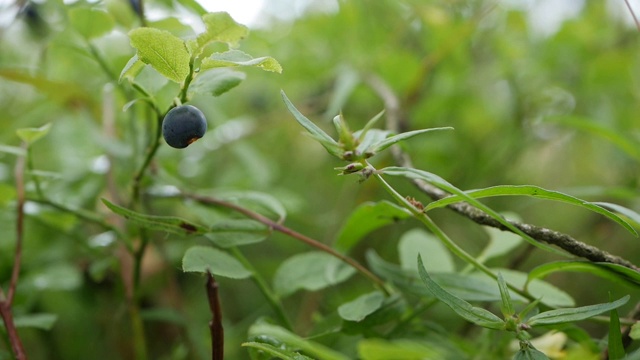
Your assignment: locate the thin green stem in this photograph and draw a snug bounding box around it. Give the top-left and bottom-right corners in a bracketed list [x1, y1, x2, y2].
[228, 247, 293, 330]
[373, 172, 533, 301]
[26, 197, 131, 251]
[26, 147, 44, 199]
[131, 112, 164, 204]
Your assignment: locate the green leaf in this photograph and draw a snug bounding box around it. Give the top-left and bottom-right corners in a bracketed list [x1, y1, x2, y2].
[334, 201, 411, 253]
[630, 322, 640, 340]
[248, 321, 351, 360]
[369, 127, 454, 154]
[492, 269, 574, 308]
[204, 219, 269, 247]
[201, 50, 282, 73]
[68, 8, 114, 39]
[0, 144, 27, 156]
[398, 229, 454, 273]
[175, 0, 207, 16]
[381, 167, 569, 256]
[545, 115, 640, 162]
[355, 129, 391, 158]
[273, 252, 356, 297]
[367, 250, 513, 302]
[417, 255, 505, 330]
[281, 90, 342, 158]
[211, 190, 287, 221]
[191, 12, 249, 55]
[101, 198, 208, 236]
[242, 342, 313, 360]
[497, 273, 515, 318]
[129, 27, 191, 83]
[119, 55, 145, 83]
[475, 213, 524, 264]
[354, 110, 385, 142]
[608, 300, 625, 360]
[424, 185, 637, 237]
[338, 291, 385, 322]
[13, 313, 58, 330]
[26, 264, 82, 291]
[513, 343, 551, 360]
[527, 295, 629, 326]
[182, 246, 251, 279]
[0, 69, 92, 105]
[189, 68, 246, 97]
[358, 338, 446, 360]
[16, 123, 51, 145]
[527, 261, 640, 290]
[594, 202, 640, 228]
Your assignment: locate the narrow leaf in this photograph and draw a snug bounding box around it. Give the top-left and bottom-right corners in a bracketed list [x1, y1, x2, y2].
[129, 27, 190, 83]
[367, 250, 514, 302]
[527, 295, 629, 326]
[358, 339, 446, 360]
[281, 90, 342, 158]
[354, 110, 385, 142]
[201, 50, 282, 73]
[424, 185, 637, 237]
[497, 273, 515, 317]
[242, 342, 313, 360]
[369, 127, 454, 154]
[249, 321, 351, 360]
[355, 129, 391, 157]
[417, 255, 505, 330]
[182, 246, 251, 278]
[382, 167, 569, 256]
[101, 198, 207, 236]
[608, 302, 625, 360]
[527, 261, 640, 290]
[594, 202, 640, 227]
[334, 201, 411, 253]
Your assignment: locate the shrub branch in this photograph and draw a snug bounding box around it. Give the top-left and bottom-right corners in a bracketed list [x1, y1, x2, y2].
[365, 74, 640, 272]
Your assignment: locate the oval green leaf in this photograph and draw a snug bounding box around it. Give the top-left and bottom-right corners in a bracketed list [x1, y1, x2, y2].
[182, 246, 251, 279]
[129, 27, 190, 83]
[338, 291, 385, 322]
[335, 201, 411, 253]
[273, 252, 356, 297]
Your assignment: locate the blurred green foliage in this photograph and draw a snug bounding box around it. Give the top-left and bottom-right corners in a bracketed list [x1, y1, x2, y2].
[0, 0, 639, 359]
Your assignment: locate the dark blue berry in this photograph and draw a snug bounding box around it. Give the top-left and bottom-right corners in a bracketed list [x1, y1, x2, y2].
[162, 105, 207, 149]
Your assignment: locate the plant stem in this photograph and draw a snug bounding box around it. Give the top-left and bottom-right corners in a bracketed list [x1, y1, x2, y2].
[229, 247, 293, 330]
[131, 112, 164, 204]
[205, 273, 224, 360]
[184, 193, 390, 295]
[373, 172, 533, 301]
[0, 143, 28, 359]
[26, 196, 132, 252]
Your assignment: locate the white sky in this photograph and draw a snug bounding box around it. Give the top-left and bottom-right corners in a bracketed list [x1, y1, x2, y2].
[0, 1, 639, 34]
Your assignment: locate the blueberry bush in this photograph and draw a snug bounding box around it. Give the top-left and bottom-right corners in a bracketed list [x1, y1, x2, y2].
[1, 1, 640, 359]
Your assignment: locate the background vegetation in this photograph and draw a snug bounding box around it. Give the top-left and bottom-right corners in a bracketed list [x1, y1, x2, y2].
[0, 0, 639, 359]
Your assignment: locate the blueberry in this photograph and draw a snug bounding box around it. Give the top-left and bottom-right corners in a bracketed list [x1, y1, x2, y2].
[162, 105, 207, 149]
